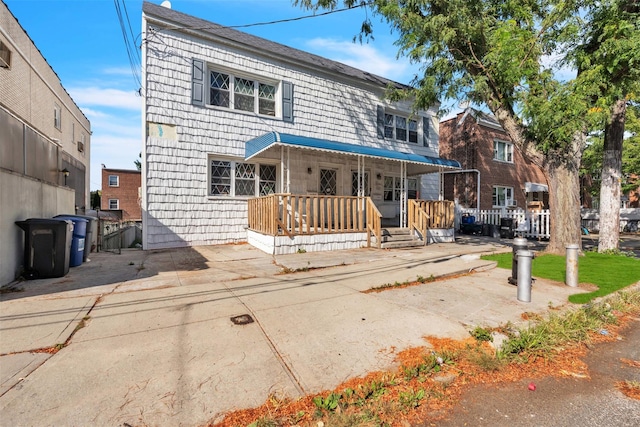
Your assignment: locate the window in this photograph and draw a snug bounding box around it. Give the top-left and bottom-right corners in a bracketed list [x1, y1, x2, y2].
[493, 140, 513, 163]
[108, 199, 119, 210]
[384, 176, 394, 201]
[320, 169, 337, 195]
[78, 133, 85, 153]
[209, 158, 276, 197]
[108, 175, 119, 187]
[493, 186, 514, 207]
[383, 113, 418, 143]
[259, 165, 277, 196]
[209, 70, 277, 116]
[384, 177, 417, 201]
[0, 40, 11, 68]
[54, 104, 61, 130]
[351, 171, 370, 196]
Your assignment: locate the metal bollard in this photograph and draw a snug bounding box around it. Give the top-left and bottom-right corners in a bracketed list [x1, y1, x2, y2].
[509, 237, 529, 285]
[516, 249, 534, 302]
[565, 244, 580, 287]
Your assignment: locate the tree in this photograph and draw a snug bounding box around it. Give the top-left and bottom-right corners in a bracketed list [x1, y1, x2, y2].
[90, 190, 101, 210]
[581, 105, 640, 204]
[296, 0, 596, 253]
[134, 152, 141, 171]
[570, 0, 640, 251]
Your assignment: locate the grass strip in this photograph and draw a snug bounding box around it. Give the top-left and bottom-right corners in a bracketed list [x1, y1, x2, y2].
[481, 251, 640, 303]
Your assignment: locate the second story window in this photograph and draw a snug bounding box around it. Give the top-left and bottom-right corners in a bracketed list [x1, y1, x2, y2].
[209, 70, 277, 117]
[384, 113, 418, 144]
[108, 175, 119, 187]
[54, 104, 61, 130]
[494, 140, 513, 163]
[109, 199, 119, 210]
[0, 40, 11, 68]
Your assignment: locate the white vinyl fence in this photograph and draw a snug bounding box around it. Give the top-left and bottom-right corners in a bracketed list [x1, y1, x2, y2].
[581, 208, 640, 233]
[458, 208, 551, 239]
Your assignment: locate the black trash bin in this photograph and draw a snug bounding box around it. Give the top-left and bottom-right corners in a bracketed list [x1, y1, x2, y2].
[500, 218, 515, 239]
[15, 218, 73, 279]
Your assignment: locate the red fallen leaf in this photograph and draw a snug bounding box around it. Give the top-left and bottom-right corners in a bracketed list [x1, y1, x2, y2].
[528, 382, 537, 391]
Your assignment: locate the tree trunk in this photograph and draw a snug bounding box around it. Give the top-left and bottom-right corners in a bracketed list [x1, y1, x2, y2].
[544, 142, 584, 254]
[598, 99, 626, 252]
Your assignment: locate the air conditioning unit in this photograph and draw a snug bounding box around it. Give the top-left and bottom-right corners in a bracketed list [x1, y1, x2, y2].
[77, 141, 84, 152]
[508, 200, 517, 208]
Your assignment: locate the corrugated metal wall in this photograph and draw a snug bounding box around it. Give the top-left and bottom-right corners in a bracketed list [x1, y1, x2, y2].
[1, 107, 85, 207]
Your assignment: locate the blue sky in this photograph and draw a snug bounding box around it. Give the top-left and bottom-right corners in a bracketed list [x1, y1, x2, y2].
[4, 0, 435, 191]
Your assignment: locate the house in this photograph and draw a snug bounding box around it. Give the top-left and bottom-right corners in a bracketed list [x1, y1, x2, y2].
[439, 108, 547, 212]
[101, 167, 142, 221]
[0, 2, 91, 285]
[141, 2, 460, 254]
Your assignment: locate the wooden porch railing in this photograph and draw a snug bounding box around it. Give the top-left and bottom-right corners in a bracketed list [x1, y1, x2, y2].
[366, 197, 382, 249]
[408, 200, 430, 245]
[248, 194, 382, 245]
[408, 200, 456, 244]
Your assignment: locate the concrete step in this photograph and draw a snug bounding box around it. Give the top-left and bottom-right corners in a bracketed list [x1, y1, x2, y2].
[381, 239, 425, 249]
[379, 227, 425, 249]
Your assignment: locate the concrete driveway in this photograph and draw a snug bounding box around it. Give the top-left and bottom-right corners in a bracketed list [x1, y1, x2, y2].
[0, 240, 587, 426]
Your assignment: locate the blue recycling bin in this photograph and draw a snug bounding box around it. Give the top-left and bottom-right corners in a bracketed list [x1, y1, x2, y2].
[54, 215, 88, 267]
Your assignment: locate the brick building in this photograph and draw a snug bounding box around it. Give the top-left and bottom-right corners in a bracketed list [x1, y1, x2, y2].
[439, 108, 548, 211]
[1, 2, 91, 285]
[101, 168, 141, 221]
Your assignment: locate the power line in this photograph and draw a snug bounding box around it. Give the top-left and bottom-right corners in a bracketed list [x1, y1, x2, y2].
[114, 0, 141, 88]
[147, 1, 373, 34]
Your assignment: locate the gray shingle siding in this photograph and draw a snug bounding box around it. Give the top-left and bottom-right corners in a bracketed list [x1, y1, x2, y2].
[142, 2, 441, 249]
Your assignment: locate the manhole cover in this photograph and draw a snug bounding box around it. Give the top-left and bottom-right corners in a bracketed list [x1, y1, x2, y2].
[230, 314, 254, 325]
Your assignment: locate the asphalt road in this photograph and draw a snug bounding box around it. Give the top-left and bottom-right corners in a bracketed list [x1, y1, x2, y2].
[432, 316, 640, 427]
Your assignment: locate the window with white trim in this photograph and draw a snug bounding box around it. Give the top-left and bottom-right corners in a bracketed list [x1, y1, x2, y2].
[383, 177, 418, 201]
[493, 186, 514, 207]
[209, 158, 276, 197]
[384, 113, 418, 143]
[108, 175, 119, 187]
[54, 104, 61, 130]
[493, 140, 513, 163]
[108, 199, 119, 210]
[209, 70, 277, 116]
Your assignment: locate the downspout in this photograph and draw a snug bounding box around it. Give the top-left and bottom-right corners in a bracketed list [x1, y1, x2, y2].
[440, 169, 481, 212]
[141, 12, 149, 250]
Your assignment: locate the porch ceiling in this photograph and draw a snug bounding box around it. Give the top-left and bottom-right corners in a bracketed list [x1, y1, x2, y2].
[245, 132, 461, 174]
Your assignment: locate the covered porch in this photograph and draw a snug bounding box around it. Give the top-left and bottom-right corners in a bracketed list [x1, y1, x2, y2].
[244, 132, 460, 254]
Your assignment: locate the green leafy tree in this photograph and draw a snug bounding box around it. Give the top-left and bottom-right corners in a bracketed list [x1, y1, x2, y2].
[296, 0, 598, 253]
[90, 190, 101, 210]
[134, 152, 141, 171]
[569, 0, 640, 250]
[582, 105, 640, 203]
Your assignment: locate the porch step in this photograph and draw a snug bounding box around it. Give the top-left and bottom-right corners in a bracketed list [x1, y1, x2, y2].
[379, 227, 425, 249]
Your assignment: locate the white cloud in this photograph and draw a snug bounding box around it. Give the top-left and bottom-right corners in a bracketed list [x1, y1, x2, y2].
[102, 67, 138, 76]
[68, 87, 141, 111]
[86, 108, 142, 190]
[304, 37, 415, 83]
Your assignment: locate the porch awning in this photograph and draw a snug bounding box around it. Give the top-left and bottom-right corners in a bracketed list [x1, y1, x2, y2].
[245, 131, 461, 172]
[525, 182, 549, 193]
